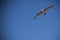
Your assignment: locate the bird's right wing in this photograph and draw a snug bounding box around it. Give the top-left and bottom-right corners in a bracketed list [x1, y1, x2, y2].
[34, 11, 42, 19]
[44, 5, 55, 11]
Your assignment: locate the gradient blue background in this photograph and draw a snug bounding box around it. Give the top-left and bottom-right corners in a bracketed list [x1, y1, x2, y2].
[1, 0, 60, 40]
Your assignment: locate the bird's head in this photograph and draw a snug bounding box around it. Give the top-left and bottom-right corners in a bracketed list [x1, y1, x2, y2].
[41, 9, 44, 11]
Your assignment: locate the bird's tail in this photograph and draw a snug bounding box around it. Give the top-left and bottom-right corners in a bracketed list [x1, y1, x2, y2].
[44, 13, 46, 15]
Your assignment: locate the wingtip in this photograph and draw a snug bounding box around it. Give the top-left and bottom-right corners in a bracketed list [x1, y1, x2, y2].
[33, 16, 37, 20]
[34, 17, 36, 20]
[52, 5, 55, 7]
[48, 5, 55, 7]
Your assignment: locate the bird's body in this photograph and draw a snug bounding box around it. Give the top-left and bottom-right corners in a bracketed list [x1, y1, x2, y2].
[41, 9, 46, 15]
[34, 5, 55, 19]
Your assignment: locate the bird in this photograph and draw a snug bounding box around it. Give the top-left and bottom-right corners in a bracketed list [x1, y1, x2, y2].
[34, 5, 55, 19]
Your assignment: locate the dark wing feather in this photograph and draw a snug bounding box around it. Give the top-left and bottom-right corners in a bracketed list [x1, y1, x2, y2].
[44, 5, 55, 11]
[34, 11, 42, 19]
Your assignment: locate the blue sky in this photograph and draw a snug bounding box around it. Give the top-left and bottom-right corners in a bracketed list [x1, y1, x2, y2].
[1, 0, 60, 40]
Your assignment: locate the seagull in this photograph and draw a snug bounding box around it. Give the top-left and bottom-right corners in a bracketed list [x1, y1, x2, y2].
[34, 5, 55, 19]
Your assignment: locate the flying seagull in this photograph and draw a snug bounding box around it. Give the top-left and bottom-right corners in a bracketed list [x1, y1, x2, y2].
[34, 5, 55, 19]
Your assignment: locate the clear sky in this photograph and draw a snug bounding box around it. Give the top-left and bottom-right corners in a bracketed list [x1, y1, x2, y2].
[1, 0, 60, 40]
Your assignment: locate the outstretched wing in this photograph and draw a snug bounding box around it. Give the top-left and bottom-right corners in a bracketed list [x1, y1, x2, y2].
[44, 5, 55, 11]
[34, 11, 42, 19]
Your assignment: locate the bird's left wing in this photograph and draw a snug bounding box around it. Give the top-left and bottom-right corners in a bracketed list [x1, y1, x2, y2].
[34, 11, 42, 19]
